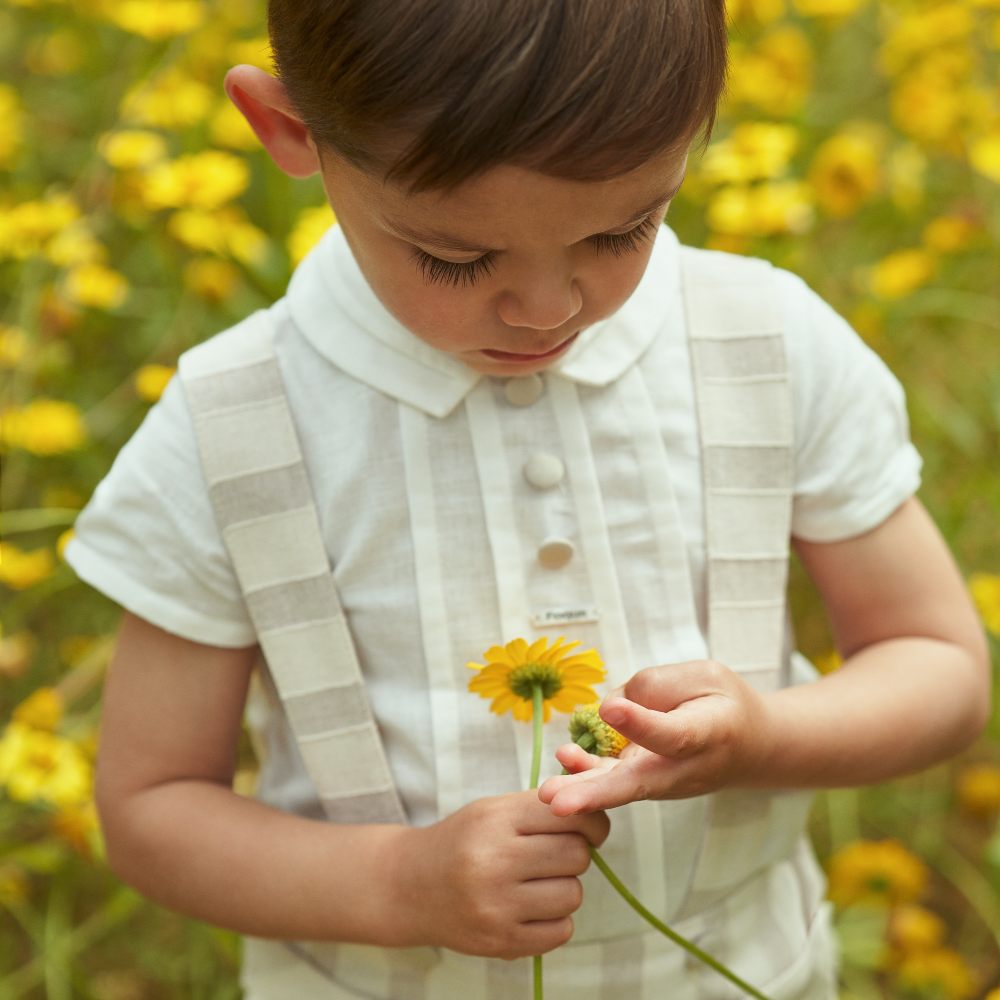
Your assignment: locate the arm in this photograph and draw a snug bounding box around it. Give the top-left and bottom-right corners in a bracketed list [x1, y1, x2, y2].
[98, 612, 608, 956]
[540, 498, 991, 812]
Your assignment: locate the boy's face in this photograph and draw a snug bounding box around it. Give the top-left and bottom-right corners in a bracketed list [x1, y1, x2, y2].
[316, 147, 688, 376]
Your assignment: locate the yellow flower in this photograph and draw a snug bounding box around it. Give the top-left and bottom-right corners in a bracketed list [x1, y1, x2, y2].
[969, 130, 1000, 184]
[105, 0, 205, 39]
[0, 84, 23, 168]
[726, 0, 786, 24]
[880, 5, 974, 76]
[52, 801, 102, 858]
[134, 364, 176, 403]
[0, 543, 57, 590]
[813, 651, 842, 675]
[467, 636, 605, 722]
[0, 194, 81, 261]
[46, 224, 106, 268]
[184, 257, 240, 302]
[228, 35, 275, 71]
[887, 143, 927, 210]
[569, 704, 629, 757]
[922, 215, 978, 254]
[956, 763, 1000, 819]
[869, 249, 935, 300]
[792, 0, 864, 18]
[167, 206, 269, 266]
[707, 181, 814, 237]
[0, 399, 87, 455]
[969, 573, 1000, 636]
[12, 688, 63, 732]
[0, 723, 92, 808]
[64, 263, 129, 310]
[726, 27, 813, 116]
[0, 324, 28, 368]
[287, 204, 338, 266]
[827, 839, 928, 909]
[700, 122, 799, 186]
[808, 128, 883, 217]
[121, 69, 213, 130]
[99, 129, 169, 171]
[888, 904, 947, 956]
[140, 151, 250, 211]
[893, 947, 977, 1000]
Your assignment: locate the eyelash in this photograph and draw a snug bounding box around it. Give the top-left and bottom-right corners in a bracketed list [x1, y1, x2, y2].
[411, 213, 660, 288]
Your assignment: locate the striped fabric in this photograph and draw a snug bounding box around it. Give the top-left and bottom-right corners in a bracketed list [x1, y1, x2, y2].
[181, 252, 826, 997]
[179, 313, 406, 828]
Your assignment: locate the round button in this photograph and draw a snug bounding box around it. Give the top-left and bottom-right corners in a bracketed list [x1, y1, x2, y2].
[523, 452, 565, 490]
[504, 374, 544, 407]
[538, 537, 575, 570]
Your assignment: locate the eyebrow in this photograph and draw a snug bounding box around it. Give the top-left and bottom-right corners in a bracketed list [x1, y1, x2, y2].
[385, 175, 687, 255]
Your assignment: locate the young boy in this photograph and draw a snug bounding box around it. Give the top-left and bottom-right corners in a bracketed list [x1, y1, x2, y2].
[66, 1, 990, 998]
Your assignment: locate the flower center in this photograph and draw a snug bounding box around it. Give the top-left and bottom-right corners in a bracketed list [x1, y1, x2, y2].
[508, 662, 563, 700]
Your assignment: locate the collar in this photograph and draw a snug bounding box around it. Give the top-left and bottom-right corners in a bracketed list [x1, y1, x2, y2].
[287, 222, 680, 418]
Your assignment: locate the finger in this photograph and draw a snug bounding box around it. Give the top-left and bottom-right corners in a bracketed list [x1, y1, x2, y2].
[513, 793, 609, 844]
[600, 697, 715, 759]
[545, 767, 648, 816]
[554, 742, 611, 774]
[515, 876, 584, 922]
[620, 660, 731, 711]
[514, 916, 575, 957]
[515, 833, 593, 879]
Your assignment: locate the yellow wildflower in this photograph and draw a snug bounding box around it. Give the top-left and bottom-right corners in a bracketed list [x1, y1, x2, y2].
[956, 763, 1000, 819]
[969, 573, 1000, 636]
[121, 69, 213, 130]
[64, 263, 129, 310]
[228, 35, 274, 71]
[887, 143, 927, 210]
[184, 257, 240, 302]
[569, 704, 629, 757]
[887, 904, 947, 956]
[700, 122, 799, 186]
[969, 130, 1000, 184]
[893, 947, 977, 1000]
[288, 204, 338, 266]
[105, 0, 205, 39]
[726, 0, 786, 23]
[209, 100, 259, 151]
[0, 543, 56, 590]
[12, 688, 64, 732]
[0, 84, 23, 168]
[140, 151, 250, 211]
[0, 723, 92, 808]
[814, 651, 842, 675]
[869, 249, 935, 300]
[0, 324, 28, 367]
[99, 129, 168, 171]
[707, 181, 814, 237]
[134, 364, 176, 403]
[0, 399, 87, 455]
[891, 68, 964, 148]
[727, 27, 813, 117]
[792, 0, 864, 18]
[808, 128, 883, 218]
[467, 636, 605, 722]
[52, 801, 102, 858]
[827, 839, 928, 909]
[46, 224, 106, 268]
[0, 193, 80, 261]
[168, 206, 269, 266]
[879, 5, 974, 76]
[922, 215, 978, 254]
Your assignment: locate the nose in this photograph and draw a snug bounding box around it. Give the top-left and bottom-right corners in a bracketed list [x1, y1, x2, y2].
[496, 271, 583, 331]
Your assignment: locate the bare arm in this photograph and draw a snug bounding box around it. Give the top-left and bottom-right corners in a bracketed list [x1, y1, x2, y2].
[98, 613, 608, 955]
[541, 498, 991, 812]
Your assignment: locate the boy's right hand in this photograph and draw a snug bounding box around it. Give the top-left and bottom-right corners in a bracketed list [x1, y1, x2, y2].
[388, 789, 609, 959]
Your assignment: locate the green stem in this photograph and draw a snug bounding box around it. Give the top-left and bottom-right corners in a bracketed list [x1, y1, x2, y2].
[588, 847, 775, 1000]
[529, 684, 545, 1000]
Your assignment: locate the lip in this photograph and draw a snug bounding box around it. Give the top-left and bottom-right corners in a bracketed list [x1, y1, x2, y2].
[482, 332, 580, 364]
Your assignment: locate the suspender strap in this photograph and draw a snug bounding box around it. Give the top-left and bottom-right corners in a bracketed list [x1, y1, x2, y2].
[682, 247, 793, 690]
[179, 310, 406, 825]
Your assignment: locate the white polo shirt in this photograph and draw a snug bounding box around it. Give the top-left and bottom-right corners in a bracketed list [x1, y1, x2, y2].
[67, 223, 920, 830]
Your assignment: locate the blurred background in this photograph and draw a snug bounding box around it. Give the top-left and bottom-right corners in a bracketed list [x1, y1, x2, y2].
[0, 0, 998, 996]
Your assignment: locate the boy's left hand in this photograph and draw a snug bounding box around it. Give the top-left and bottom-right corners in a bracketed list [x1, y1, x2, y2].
[538, 660, 772, 815]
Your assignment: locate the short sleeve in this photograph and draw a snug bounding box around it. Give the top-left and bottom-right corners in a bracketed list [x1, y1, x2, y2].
[780, 271, 923, 542]
[64, 375, 256, 647]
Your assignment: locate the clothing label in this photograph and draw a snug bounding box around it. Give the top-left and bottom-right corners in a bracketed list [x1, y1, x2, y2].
[531, 605, 599, 627]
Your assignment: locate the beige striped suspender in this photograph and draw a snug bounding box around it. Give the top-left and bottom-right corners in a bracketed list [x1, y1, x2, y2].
[178, 310, 406, 827]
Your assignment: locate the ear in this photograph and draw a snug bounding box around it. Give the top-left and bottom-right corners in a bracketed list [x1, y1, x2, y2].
[224, 65, 320, 179]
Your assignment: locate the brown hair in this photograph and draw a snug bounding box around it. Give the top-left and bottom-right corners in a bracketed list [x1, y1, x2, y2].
[268, 0, 727, 192]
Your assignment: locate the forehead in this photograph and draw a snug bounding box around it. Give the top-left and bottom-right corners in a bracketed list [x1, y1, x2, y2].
[341, 145, 690, 247]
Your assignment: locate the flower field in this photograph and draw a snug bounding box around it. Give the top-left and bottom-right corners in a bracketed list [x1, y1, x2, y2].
[1, 0, 998, 996]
